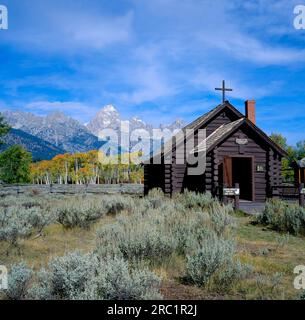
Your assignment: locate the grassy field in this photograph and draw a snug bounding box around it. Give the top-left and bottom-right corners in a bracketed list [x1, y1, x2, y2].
[0, 192, 304, 300]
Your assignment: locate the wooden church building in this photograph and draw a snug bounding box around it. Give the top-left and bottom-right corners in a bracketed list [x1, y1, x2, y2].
[144, 99, 287, 202]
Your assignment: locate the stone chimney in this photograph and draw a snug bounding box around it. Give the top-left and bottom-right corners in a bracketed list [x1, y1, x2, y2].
[245, 100, 256, 124]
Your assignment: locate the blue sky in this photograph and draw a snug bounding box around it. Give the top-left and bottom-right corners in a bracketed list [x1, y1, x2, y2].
[0, 0, 305, 145]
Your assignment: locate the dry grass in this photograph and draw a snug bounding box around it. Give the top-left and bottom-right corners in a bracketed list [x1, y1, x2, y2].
[0, 215, 115, 270]
[234, 215, 304, 299]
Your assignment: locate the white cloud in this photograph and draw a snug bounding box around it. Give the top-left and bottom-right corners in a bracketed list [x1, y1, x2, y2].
[133, 0, 305, 66]
[201, 32, 305, 65]
[56, 11, 134, 50]
[118, 65, 176, 105]
[3, 1, 134, 52]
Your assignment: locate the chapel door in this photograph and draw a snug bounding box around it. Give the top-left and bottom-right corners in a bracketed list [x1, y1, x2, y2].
[223, 156, 233, 187]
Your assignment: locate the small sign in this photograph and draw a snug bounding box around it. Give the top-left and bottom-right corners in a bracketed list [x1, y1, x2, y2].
[257, 164, 265, 172]
[301, 188, 305, 195]
[236, 138, 248, 145]
[223, 188, 240, 196]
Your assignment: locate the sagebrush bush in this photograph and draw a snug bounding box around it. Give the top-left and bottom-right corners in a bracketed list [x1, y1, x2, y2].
[166, 203, 234, 254]
[175, 190, 217, 210]
[28, 252, 162, 300]
[6, 263, 33, 300]
[167, 210, 224, 254]
[0, 195, 41, 208]
[146, 188, 166, 209]
[185, 236, 235, 286]
[86, 256, 162, 300]
[0, 206, 34, 252]
[96, 214, 178, 262]
[29, 251, 98, 300]
[96, 191, 236, 263]
[209, 203, 235, 236]
[256, 199, 305, 235]
[56, 195, 134, 228]
[169, 211, 207, 254]
[256, 199, 285, 226]
[0, 195, 56, 250]
[56, 197, 105, 229]
[28, 206, 56, 235]
[102, 195, 134, 215]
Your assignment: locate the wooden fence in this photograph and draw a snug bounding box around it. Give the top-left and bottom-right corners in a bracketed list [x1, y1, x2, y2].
[271, 183, 305, 207]
[0, 184, 144, 197]
[1, 183, 304, 208]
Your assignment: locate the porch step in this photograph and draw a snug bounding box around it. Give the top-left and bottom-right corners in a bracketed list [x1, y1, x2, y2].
[239, 202, 265, 215]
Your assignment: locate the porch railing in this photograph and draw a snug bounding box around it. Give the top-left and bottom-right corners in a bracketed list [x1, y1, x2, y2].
[216, 183, 305, 209]
[271, 183, 304, 207]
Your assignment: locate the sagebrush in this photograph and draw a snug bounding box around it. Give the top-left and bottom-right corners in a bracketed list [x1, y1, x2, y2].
[1, 189, 253, 300]
[256, 199, 305, 235]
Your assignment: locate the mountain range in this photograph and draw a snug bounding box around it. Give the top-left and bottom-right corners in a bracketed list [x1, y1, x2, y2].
[0, 128, 66, 161]
[1, 105, 185, 161]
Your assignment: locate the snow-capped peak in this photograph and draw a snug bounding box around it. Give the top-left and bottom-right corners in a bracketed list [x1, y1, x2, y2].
[86, 105, 121, 136]
[84, 104, 186, 138]
[160, 118, 186, 131]
[102, 104, 118, 114]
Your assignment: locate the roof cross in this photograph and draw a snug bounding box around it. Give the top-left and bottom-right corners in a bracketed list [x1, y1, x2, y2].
[215, 80, 233, 103]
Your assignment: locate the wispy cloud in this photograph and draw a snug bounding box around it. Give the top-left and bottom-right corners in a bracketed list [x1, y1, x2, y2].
[3, 0, 134, 52]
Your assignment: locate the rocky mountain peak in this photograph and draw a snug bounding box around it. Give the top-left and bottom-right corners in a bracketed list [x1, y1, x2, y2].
[160, 118, 186, 132]
[87, 105, 121, 136]
[2, 109, 102, 153]
[47, 111, 69, 121]
[95, 105, 120, 119]
[2, 105, 187, 157]
[103, 104, 118, 113]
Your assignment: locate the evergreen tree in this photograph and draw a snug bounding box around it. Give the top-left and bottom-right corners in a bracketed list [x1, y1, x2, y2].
[0, 145, 32, 183]
[270, 133, 292, 182]
[270, 133, 305, 183]
[296, 140, 305, 160]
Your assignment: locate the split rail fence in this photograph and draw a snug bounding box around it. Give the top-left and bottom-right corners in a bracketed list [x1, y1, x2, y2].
[0, 184, 144, 197]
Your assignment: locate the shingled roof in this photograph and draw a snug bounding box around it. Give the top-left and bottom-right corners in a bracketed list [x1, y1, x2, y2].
[148, 101, 243, 163]
[190, 118, 287, 156]
[147, 100, 287, 163]
[184, 101, 243, 130]
[191, 119, 244, 154]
